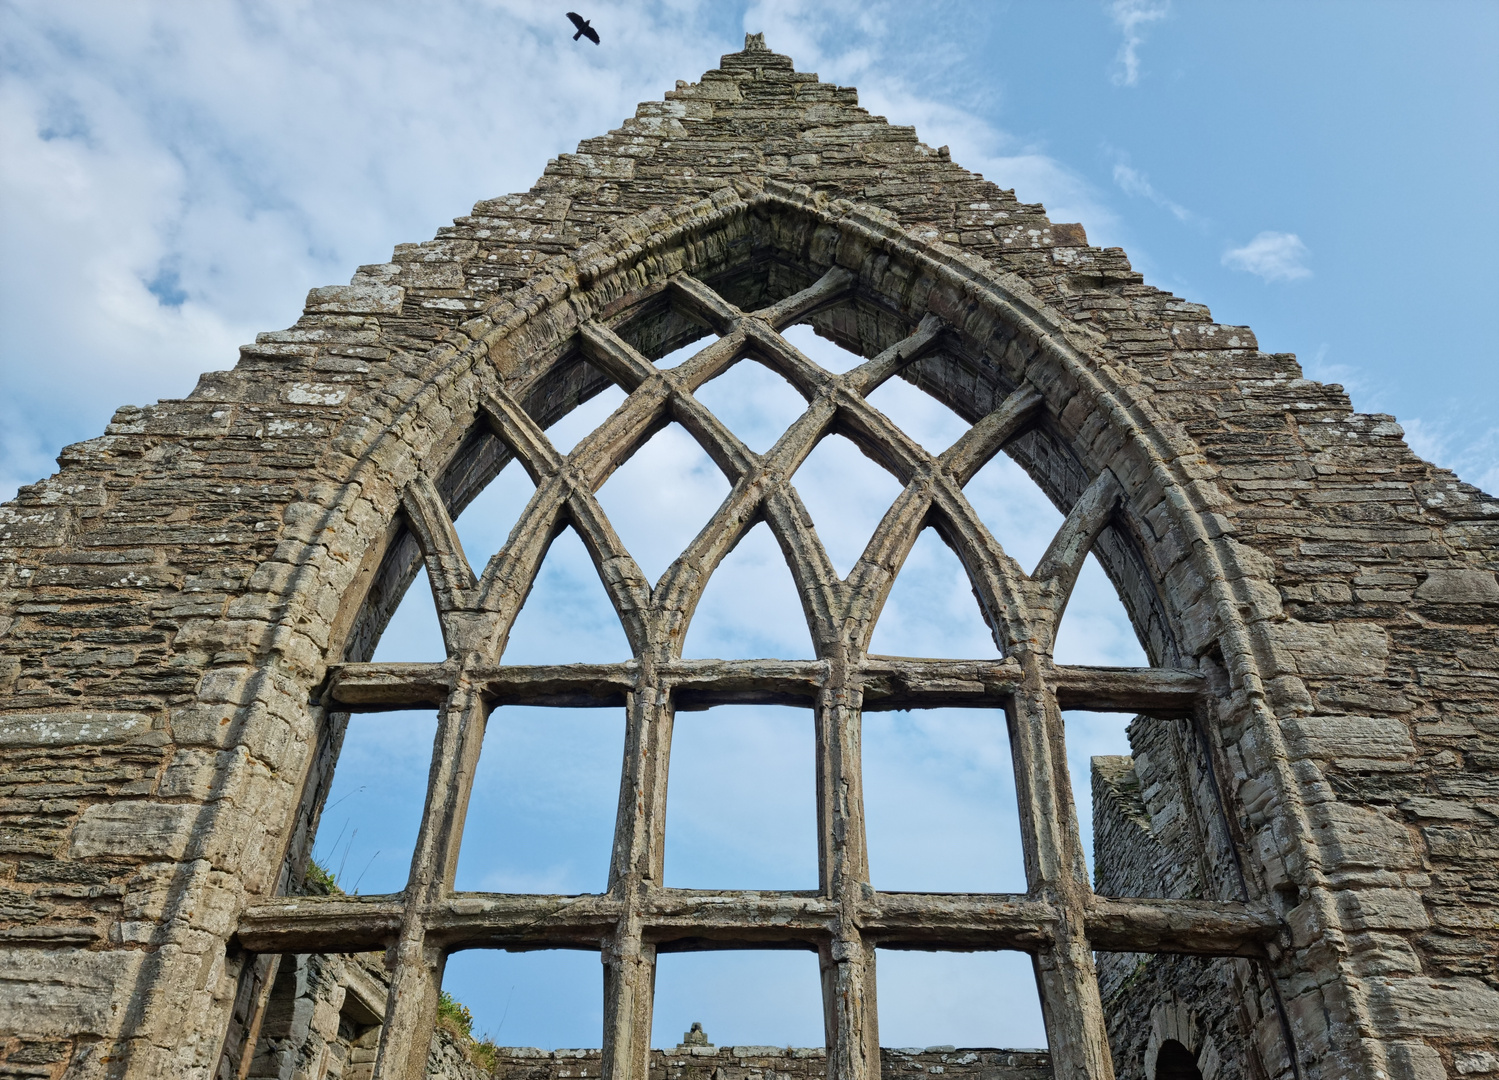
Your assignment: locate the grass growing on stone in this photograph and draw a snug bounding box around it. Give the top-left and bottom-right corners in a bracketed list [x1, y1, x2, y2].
[304, 858, 344, 895]
[437, 991, 501, 1073]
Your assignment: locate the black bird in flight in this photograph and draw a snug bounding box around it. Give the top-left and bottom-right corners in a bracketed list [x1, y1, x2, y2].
[567, 12, 600, 44]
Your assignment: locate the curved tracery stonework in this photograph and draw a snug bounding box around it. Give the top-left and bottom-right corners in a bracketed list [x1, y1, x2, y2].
[235, 194, 1282, 1080]
[2, 35, 1498, 1080]
[294, 251, 1247, 1079]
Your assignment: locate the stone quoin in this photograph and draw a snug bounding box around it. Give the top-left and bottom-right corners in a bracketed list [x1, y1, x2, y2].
[1, 33, 1496, 1080]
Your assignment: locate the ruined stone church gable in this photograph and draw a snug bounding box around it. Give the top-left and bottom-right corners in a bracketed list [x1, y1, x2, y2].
[1, 33, 1497, 1080]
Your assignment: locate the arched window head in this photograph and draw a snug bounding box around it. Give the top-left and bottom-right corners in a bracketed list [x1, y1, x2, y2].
[240, 192, 1281, 1080]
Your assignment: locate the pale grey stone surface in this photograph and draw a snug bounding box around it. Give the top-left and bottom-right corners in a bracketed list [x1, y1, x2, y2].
[69, 803, 200, 859]
[1414, 569, 1499, 603]
[0, 710, 152, 746]
[1367, 977, 1499, 1038]
[0, 949, 144, 1037]
[305, 283, 406, 315]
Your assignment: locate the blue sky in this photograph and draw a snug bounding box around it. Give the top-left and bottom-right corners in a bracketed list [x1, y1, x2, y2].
[3, 0, 1495, 1055]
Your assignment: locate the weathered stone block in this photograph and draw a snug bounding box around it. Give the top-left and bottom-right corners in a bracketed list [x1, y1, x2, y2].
[1387, 1041, 1449, 1080]
[1456, 1050, 1499, 1075]
[70, 802, 199, 860]
[1367, 976, 1499, 1038]
[1270, 620, 1390, 677]
[1307, 801, 1418, 872]
[0, 710, 153, 746]
[304, 283, 405, 314]
[1414, 568, 1499, 603]
[1283, 715, 1415, 761]
[0, 948, 144, 1037]
[1336, 887, 1430, 931]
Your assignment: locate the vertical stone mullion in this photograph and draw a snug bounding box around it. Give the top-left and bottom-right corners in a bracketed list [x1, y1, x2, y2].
[602, 674, 672, 1080]
[1031, 929, 1115, 1078]
[815, 677, 878, 1080]
[814, 683, 868, 894]
[372, 684, 488, 1080]
[1009, 669, 1115, 1079]
[819, 936, 879, 1080]
[602, 918, 657, 1080]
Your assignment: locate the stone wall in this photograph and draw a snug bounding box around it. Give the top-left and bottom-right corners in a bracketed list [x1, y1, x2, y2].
[1, 31, 1497, 1080]
[1093, 731, 1275, 1080]
[240, 947, 1052, 1080]
[243, 951, 385, 1080]
[483, 1045, 1051, 1080]
[234, 945, 492, 1080]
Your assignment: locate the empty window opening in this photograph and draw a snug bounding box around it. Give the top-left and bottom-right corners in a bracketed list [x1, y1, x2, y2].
[651, 950, 823, 1049]
[334, 974, 384, 1077]
[441, 949, 603, 1051]
[863, 707, 1026, 893]
[681, 522, 813, 661]
[311, 711, 438, 896]
[247, 960, 308, 1076]
[545, 382, 628, 455]
[655, 335, 711, 369]
[502, 527, 632, 665]
[863, 375, 968, 456]
[875, 950, 1047, 1050]
[1156, 1040, 1204, 1080]
[962, 452, 1064, 576]
[693, 358, 808, 454]
[1087, 713, 1239, 903]
[1052, 553, 1148, 667]
[1066, 710, 1134, 889]
[453, 456, 536, 574]
[780, 323, 863, 374]
[791, 433, 905, 578]
[664, 705, 816, 890]
[455, 705, 625, 894]
[370, 565, 446, 663]
[594, 422, 730, 585]
[247, 953, 384, 1078]
[1098, 956, 1265, 1075]
[867, 528, 998, 659]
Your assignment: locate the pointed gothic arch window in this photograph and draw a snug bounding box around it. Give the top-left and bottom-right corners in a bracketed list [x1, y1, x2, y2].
[236, 199, 1279, 1080]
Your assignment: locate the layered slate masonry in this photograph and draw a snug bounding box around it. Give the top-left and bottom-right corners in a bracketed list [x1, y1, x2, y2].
[2, 31, 1498, 1080]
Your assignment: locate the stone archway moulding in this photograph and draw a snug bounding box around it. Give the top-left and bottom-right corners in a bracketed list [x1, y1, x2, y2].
[287, 182, 1298, 1080]
[228, 183, 1325, 1079]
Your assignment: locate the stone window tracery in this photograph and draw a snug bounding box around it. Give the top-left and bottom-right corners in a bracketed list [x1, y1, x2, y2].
[238, 224, 1279, 1080]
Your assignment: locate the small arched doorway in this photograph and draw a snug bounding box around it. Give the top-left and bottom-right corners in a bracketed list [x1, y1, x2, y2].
[1155, 1039, 1204, 1080]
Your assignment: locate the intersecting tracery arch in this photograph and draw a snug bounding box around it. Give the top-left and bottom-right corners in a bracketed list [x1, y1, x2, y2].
[254, 188, 1280, 1080]
[395, 264, 1119, 669]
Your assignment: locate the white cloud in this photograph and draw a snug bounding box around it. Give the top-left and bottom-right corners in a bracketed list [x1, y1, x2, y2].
[1, 1, 1147, 1051]
[1403, 416, 1499, 497]
[1222, 230, 1313, 282]
[743, 0, 1120, 239]
[1112, 162, 1195, 223]
[0, 0, 735, 501]
[1109, 0, 1169, 87]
